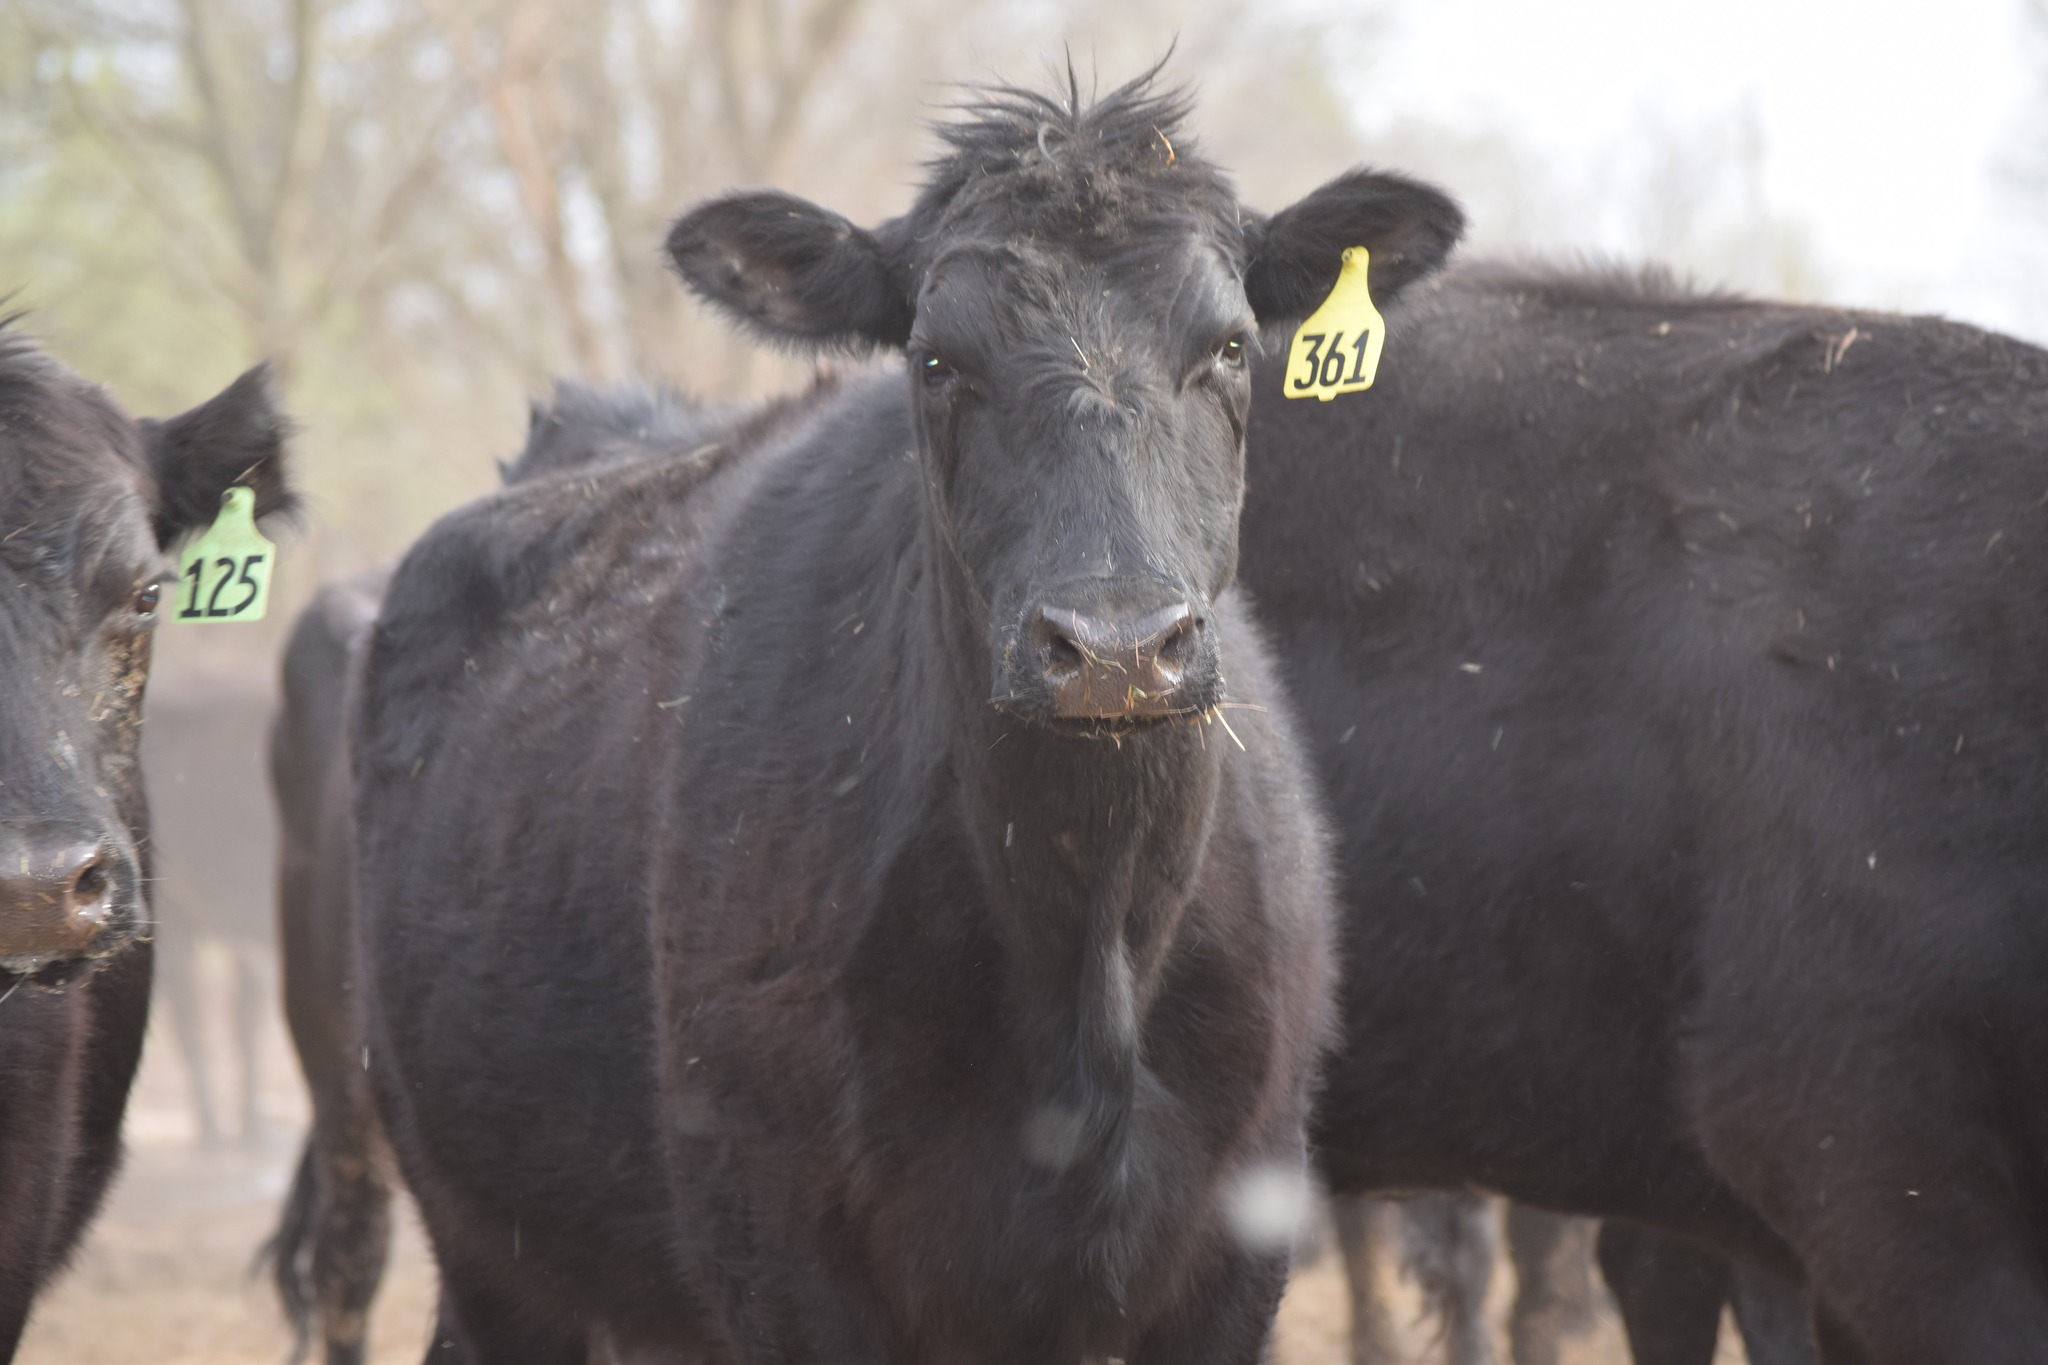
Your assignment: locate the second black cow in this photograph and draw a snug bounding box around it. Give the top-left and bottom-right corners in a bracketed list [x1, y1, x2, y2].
[262, 383, 741, 1365]
[1244, 262, 2048, 1365]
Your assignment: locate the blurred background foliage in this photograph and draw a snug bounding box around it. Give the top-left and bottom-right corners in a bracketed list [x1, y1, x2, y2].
[0, 0, 1408, 650]
[1, 0, 2040, 665]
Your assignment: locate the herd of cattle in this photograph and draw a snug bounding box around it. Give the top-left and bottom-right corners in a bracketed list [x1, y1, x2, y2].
[4, 67, 2048, 1365]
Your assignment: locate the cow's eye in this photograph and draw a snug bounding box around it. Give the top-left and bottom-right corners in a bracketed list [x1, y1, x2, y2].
[918, 353, 956, 390]
[1215, 333, 1251, 369]
[134, 582, 161, 617]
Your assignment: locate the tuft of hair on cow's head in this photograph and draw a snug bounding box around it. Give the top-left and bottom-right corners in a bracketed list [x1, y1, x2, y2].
[665, 73, 1463, 352]
[665, 64, 1464, 733]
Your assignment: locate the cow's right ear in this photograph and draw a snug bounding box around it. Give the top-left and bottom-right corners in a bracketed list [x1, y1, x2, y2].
[141, 365, 296, 548]
[1243, 170, 1465, 329]
[665, 191, 912, 352]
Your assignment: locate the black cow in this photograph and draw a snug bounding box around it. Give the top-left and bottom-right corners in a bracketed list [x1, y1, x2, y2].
[265, 567, 389, 1365]
[1241, 260, 2048, 1364]
[263, 382, 740, 1365]
[0, 323, 289, 1358]
[350, 71, 1461, 1362]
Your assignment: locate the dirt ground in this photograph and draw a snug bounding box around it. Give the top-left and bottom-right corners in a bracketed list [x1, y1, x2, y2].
[16, 991, 1745, 1365]
[15, 986, 442, 1365]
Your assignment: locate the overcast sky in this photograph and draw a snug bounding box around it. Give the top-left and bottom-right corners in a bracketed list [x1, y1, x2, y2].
[1340, 0, 2044, 340]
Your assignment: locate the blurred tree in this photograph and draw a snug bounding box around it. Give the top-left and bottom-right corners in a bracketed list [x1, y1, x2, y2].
[2012, 0, 2048, 193]
[0, 0, 1400, 582]
[1997, 0, 2048, 333]
[417, 0, 904, 386]
[11, 0, 469, 380]
[1622, 99, 1827, 301]
[2, 0, 516, 592]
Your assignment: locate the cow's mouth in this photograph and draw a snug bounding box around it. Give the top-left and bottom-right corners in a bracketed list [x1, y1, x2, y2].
[1047, 709, 1199, 736]
[0, 952, 106, 997]
[989, 583, 1225, 737]
[993, 701, 1217, 743]
[0, 903, 145, 993]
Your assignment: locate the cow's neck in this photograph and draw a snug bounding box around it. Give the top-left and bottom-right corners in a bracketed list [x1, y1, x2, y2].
[920, 536, 1226, 1187]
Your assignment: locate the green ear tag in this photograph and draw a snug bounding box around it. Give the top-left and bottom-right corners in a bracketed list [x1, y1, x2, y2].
[174, 486, 275, 624]
[1284, 246, 1386, 402]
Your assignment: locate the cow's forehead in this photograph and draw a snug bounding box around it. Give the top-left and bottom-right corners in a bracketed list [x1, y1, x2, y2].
[0, 354, 153, 581]
[917, 233, 1243, 342]
[927, 228, 1227, 285]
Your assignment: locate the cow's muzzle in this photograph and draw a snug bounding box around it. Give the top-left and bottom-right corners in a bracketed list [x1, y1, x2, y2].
[0, 821, 141, 980]
[996, 578, 1221, 726]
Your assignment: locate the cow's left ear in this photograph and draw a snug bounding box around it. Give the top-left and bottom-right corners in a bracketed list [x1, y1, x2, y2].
[666, 191, 913, 352]
[141, 365, 295, 548]
[1243, 170, 1465, 328]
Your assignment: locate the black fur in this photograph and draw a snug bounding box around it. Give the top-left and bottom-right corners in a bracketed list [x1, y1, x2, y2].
[0, 323, 292, 1359]
[1240, 260, 2048, 1364]
[501, 380, 743, 484]
[666, 194, 912, 351]
[262, 1141, 325, 1361]
[139, 364, 294, 547]
[1243, 169, 1465, 326]
[354, 69, 1459, 1363]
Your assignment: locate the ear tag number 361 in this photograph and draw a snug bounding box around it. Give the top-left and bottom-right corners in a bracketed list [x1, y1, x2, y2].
[1285, 246, 1385, 402]
[176, 486, 274, 624]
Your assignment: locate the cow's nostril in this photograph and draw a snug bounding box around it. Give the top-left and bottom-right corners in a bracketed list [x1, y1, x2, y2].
[1034, 607, 1092, 680]
[0, 832, 123, 957]
[1154, 617, 1195, 671]
[1045, 632, 1085, 677]
[71, 856, 108, 906]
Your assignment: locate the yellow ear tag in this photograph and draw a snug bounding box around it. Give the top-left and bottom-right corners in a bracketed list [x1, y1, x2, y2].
[1284, 246, 1385, 401]
[174, 486, 275, 624]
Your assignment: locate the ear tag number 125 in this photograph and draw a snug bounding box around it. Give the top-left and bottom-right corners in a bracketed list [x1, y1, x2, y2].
[176, 486, 275, 624]
[1285, 246, 1385, 402]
